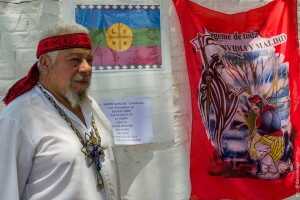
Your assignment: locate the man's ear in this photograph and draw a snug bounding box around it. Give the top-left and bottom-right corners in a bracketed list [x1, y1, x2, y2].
[38, 54, 53, 74]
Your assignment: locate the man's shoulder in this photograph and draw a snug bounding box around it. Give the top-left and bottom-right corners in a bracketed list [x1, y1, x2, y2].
[0, 88, 44, 120]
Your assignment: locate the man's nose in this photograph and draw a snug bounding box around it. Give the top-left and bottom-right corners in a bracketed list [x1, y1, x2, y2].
[78, 59, 92, 73]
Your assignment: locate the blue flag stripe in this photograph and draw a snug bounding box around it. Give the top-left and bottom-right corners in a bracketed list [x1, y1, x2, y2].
[75, 8, 160, 29]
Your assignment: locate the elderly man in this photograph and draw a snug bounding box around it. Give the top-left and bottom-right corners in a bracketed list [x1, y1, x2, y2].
[0, 22, 119, 200]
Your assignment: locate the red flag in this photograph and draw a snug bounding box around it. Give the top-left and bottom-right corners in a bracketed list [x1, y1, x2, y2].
[173, 0, 300, 199]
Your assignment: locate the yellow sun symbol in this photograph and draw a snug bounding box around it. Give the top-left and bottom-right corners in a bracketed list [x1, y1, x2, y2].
[105, 23, 133, 52]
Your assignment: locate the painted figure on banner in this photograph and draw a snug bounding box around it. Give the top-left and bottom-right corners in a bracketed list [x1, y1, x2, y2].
[191, 31, 293, 179]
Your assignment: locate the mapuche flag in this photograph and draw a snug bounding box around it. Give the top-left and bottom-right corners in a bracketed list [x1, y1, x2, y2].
[76, 4, 162, 71]
[173, 0, 300, 199]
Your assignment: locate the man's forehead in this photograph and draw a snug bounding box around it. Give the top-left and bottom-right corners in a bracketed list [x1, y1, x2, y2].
[62, 48, 92, 56]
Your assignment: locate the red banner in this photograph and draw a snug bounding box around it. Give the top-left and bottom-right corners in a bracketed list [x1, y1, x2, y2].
[173, 0, 300, 199]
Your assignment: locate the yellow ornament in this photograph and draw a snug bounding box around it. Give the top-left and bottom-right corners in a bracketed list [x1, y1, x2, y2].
[105, 23, 133, 52]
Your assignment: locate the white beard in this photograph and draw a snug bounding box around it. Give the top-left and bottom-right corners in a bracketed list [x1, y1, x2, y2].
[64, 87, 88, 108]
[64, 74, 90, 108]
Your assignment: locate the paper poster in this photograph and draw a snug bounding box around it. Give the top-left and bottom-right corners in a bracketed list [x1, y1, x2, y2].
[100, 97, 153, 145]
[76, 4, 162, 71]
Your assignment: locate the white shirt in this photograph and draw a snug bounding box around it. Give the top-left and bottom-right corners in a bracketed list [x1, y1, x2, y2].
[0, 85, 119, 200]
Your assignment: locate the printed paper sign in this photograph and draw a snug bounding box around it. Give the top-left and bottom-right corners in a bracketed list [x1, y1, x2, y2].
[100, 97, 153, 145]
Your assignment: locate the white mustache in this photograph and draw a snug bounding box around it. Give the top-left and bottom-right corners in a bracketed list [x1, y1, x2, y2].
[72, 74, 85, 81]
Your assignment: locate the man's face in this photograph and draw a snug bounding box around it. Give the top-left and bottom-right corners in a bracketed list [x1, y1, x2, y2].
[46, 48, 93, 106]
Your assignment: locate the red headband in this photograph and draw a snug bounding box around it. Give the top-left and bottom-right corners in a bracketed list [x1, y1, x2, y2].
[36, 32, 92, 58]
[3, 32, 92, 105]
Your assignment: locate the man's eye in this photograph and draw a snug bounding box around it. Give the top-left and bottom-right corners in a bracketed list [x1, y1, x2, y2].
[71, 58, 81, 62]
[70, 58, 81, 65]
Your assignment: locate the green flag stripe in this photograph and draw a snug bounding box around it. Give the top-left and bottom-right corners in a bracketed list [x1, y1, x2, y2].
[89, 28, 161, 47]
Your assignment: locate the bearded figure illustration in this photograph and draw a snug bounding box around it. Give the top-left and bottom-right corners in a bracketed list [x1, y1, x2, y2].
[192, 33, 293, 178]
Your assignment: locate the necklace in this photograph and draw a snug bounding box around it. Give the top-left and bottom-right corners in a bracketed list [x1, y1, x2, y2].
[38, 84, 105, 189]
